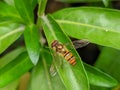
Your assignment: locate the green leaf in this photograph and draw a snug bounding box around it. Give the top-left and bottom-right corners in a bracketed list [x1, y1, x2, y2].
[0, 2, 22, 22]
[0, 22, 24, 54]
[24, 24, 40, 65]
[84, 63, 118, 87]
[0, 80, 19, 90]
[38, 0, 47, 16]
[95, 47, 120, 82]
[4, 0, 14, 6]
[41, 15, 89, 90]
[90, 86, 109, 90]
[28, 48, 66, 90]
[37, 0, 47, 28]
[14, 0, 34, 24]
[102, 0, 109, 7]
[52, 7, 120, 50]
[0, 51, 34, 88]
[30, 0, 38, 10]
[0, 47, 25, 69]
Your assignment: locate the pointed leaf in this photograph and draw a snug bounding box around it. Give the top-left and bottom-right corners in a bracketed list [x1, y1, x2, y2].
[41, 15, 89, 90]
[52, 7, 120, 50]
[14, 0, 34, 24]
[0, 22, 24, 54]
[24, 24, 40, 65]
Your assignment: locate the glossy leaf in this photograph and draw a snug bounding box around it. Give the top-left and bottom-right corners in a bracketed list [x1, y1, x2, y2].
[24, 24, 40, 65]
[0, 22, 24, 54]
[29, 48, 66, 90]
[84, 63, 118, 87]
[0, 52, 34, 88]
[0, 2, 21, 22]
[0, 47, 25, 69]
[14, 0, 34, 24]
[52, 7, 120, 50]
[41, 15, 89, 90]
[95, 47, 120, 82]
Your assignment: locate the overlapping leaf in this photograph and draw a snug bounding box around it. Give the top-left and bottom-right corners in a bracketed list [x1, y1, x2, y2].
[0, 22, 24, 54]
[84, 63, 118, 87]
[41, 14, 89, 90]
[14, 0, 34, 24]
[0, 51, 33, 88]
[29, 48, 66, 90]
[52, 7, 120, 50]
[0, 2, 21, 22]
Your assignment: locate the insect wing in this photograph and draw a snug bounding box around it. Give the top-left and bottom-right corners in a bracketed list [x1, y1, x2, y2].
[50, 64, 57, 77]
[49, 51, 63, 77]
[72, 40, 89, 49]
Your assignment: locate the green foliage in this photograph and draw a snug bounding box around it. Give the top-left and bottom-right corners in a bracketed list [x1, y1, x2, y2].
[41, 15, 89, 90]
[24, 24, 40, 65]
[52, 7, 120, 50]
[0, 0, 120, 90]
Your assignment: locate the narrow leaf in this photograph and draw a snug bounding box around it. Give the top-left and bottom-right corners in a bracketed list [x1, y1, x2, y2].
[41, 15, 89, 90]
[0, 52, 34, 88]
[84, 63, 118, 87]
[24, 24, 40, 65]
[52, 7, 120, 50]
[0, 22, 24, 54]
[14, 0, 34, 24]
[0, 47, 25, 69]
[95, 47, 120, 82]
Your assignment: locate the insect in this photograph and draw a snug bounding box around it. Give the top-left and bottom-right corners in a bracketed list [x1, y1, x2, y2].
[51, 40, 76, 65]
[50, 39, 89, 76]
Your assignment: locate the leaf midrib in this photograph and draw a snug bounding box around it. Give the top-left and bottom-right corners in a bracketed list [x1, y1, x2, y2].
[0, 26, 24, 40]
[56, 20, 120, 34]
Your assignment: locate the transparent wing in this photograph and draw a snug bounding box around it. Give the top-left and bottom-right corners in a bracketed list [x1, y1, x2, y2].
[49, 64, 57, 77]
[72, 40, 89, 49]
[49, 51, 63, 77]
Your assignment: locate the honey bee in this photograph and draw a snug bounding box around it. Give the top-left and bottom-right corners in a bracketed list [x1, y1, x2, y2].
[51, 40, 76, 65]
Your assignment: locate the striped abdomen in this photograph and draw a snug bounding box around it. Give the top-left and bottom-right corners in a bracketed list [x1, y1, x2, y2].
[63, 50, 76, 65]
